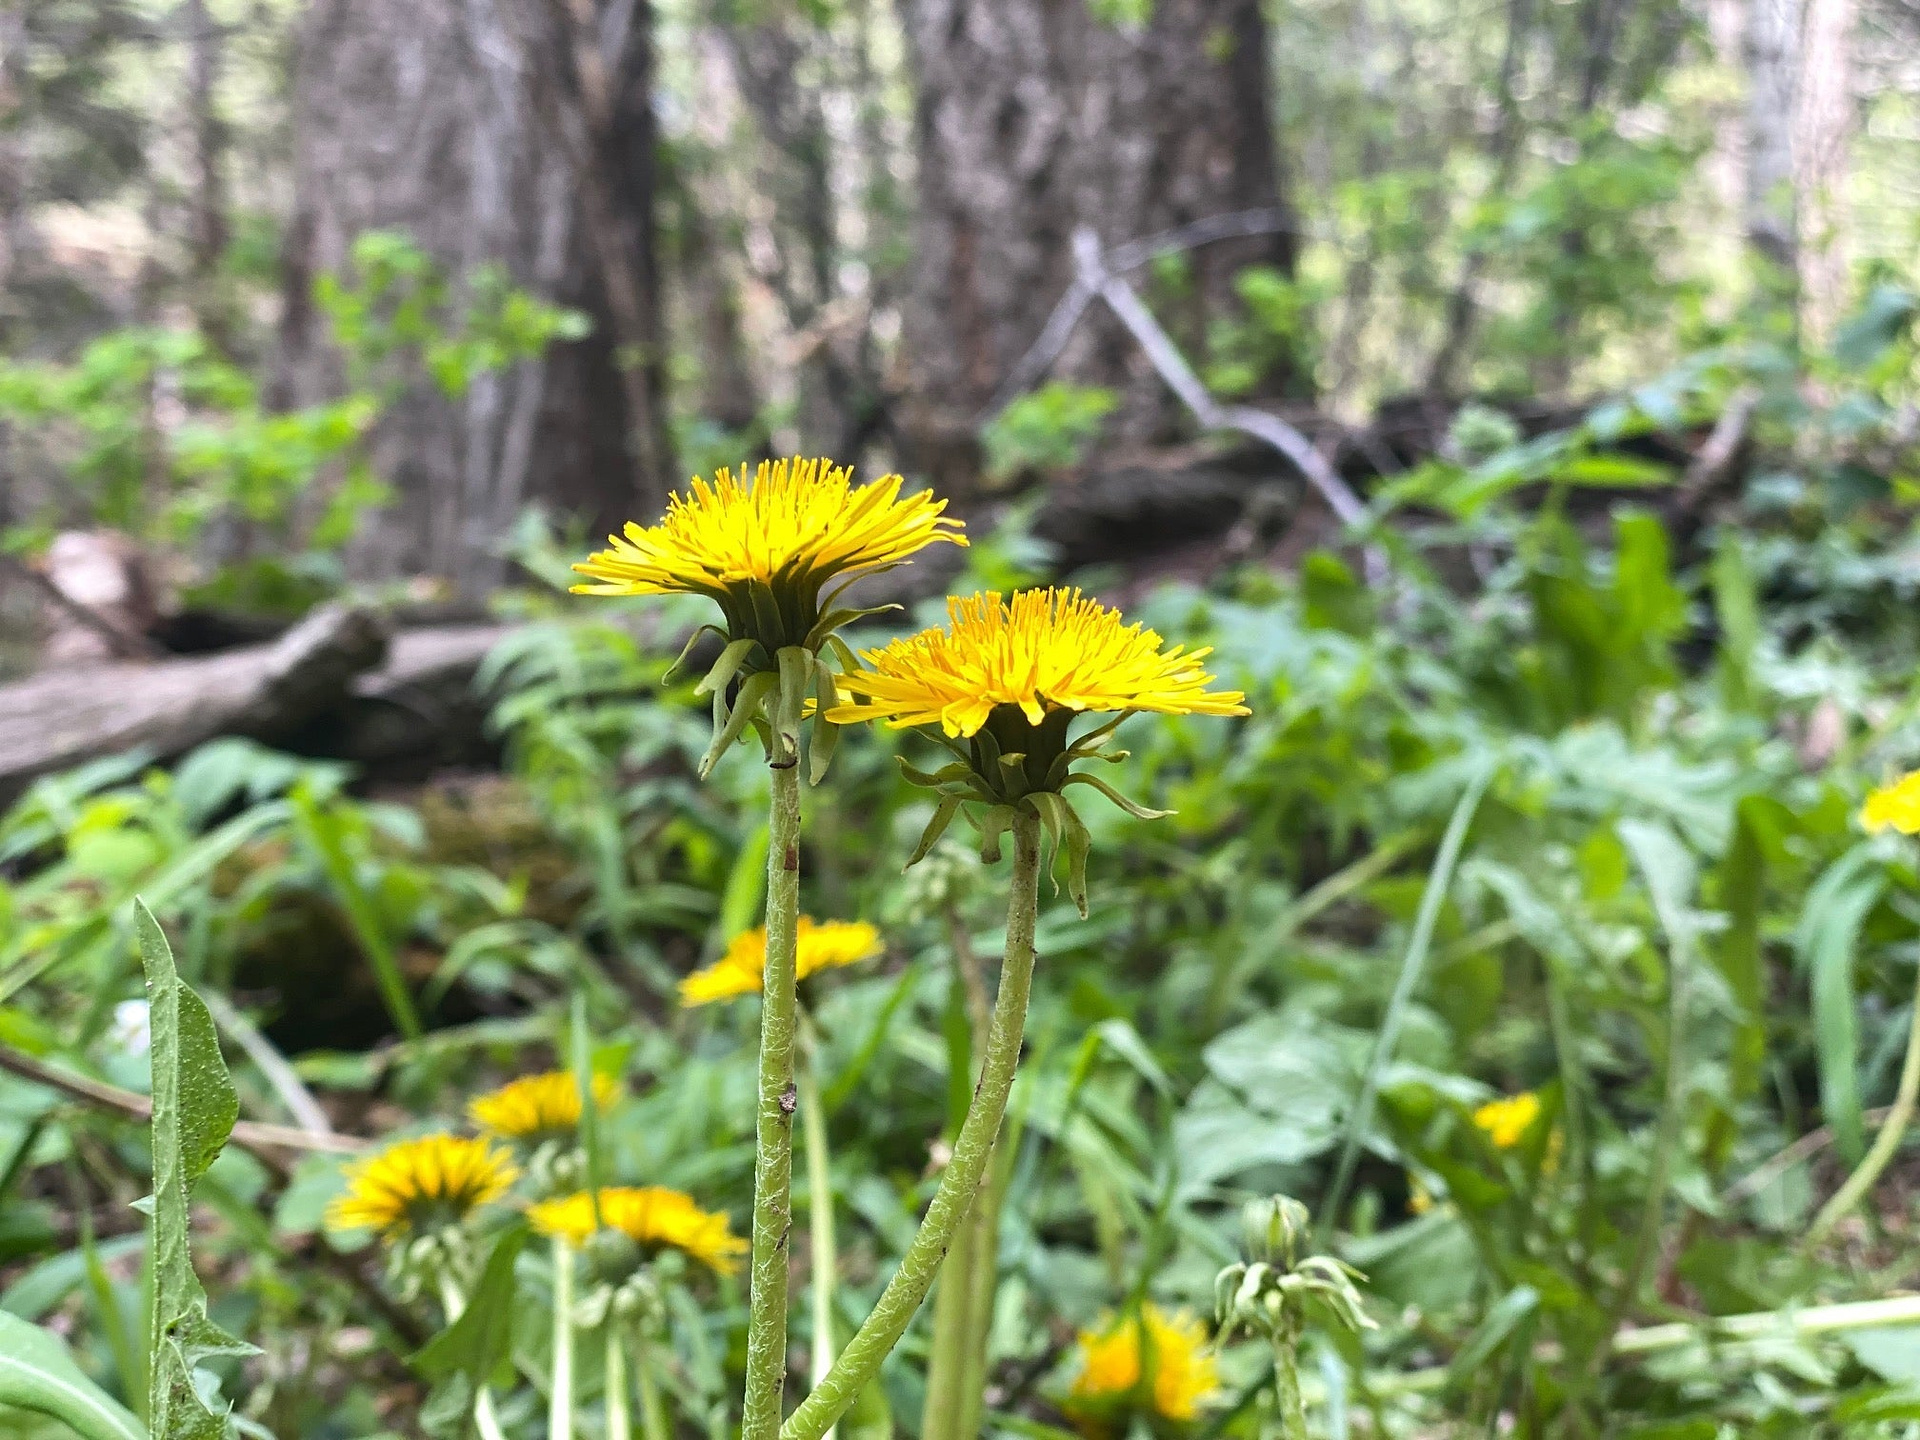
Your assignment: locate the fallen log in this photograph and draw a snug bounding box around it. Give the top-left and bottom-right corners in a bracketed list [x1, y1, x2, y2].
[0, 604, 389, 805]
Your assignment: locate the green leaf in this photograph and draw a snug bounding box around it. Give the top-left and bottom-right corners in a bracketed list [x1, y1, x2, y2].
[1445, 1284, 1538, 1390]
[0, 1311, 147, 1440]
[1796, 854, 1885, 1164]
[1551, 453, 1674, 487]
[412, 1227, 529, 1390]
[720, 824, 772, 940]
[694, 637, 758, 698]
[906, 796, 966, 870]
[135, 900, 255, 1440]
[699, 671, 778, 778]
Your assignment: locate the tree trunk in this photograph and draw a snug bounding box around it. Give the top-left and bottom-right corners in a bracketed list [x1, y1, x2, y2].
[1745, 0, 1800, 276]
[277, 0, 664, 593]
[1793, 0, 1853, 343]
[899, 0, 1297, 497]
[0, 2, 27, 347]
[181, 0, 231, 347]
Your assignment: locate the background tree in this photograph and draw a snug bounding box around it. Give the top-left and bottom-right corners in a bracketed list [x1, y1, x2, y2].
[897, 0, 1298, 496]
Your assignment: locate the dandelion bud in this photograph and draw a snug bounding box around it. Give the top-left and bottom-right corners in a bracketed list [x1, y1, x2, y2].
[1240, 1194, 1311, 1268]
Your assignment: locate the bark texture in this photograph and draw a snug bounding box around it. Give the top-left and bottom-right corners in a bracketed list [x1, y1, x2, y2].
[278, 0, 664, 591]
[1793, 0, 1854, 342]
[899, 0, 1296, 495]
[1745, 0, 1800, 272]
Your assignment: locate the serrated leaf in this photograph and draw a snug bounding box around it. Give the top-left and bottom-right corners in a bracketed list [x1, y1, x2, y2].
[135, 899, 255, 1440]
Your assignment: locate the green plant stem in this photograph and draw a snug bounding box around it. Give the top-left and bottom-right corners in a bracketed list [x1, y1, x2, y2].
[743, 754, 804, 1440]
[781, 810, 1043, 1440]
[551, 1240, 575, 1440]
[796, 1033, 840, 1440]
[1807, 958, 1920, 1249]
[1272, 1330, 1307, 1440]
[922, 907, 996, 1440]
[436, 1274, 510, 1440]
[955, 1143, 1012, 1440]
[605, 1325, 633, 1440]
[635, 1326, 670, 1440]
[918, 1201, 977, 1440]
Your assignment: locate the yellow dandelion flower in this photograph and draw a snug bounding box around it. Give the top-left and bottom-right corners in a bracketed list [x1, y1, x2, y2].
[1068, 1304, 1218, 1425]
[680, 917, 882, 1007]
[1473, 1091, 1542, 1150]
[571, 457, 964, 644]
[1862, 771, 1920, 835]
[526, 1186, 748, 1275]
[468, 1070, 621, 1143]
[827, 588, 1249, 740]
[325, 1134, 518, 1242]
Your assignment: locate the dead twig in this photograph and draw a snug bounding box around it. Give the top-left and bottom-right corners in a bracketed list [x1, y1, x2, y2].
[1062, 227, 1385, 583]
[0, 1042, 366, 1157]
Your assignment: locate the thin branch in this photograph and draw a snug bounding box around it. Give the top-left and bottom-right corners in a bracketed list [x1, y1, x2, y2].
[1105, 207, 1305, 273]
[1064, 227, 1384, 580]
[977, 208, 1303, 427]
[0, 1042, 365, 1157]
[0, 1039, 426, 1348]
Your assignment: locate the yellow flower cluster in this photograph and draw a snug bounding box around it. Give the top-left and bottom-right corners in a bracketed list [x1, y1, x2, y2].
[680, 916, 882, 1006]
[527, 1185, 748, 1275]
[468, 1069, 620, 1142]
[1862, 770, 1920, 835]
[1472, 1091, 1542, 1150]
[1067, 1304, 1218, 1426]
[828, 588, 1250, 739]
[326, 1134, 519, 1240]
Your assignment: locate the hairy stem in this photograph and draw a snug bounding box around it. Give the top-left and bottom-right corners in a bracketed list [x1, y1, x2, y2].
[1272, 1329, 1308, 1440]
[955, 1141, 1013, 1440]
[743, 756, 804, 1440]
[921, 909, 993, 1440]
[1807, 957, 1920, 1248]
[917, 1197, 977, 1440]
[781, 811, 1043, 1440]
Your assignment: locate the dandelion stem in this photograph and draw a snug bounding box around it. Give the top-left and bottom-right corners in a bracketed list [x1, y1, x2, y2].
[605, 1325, 632, 1440]
[1806, 956, 1920, 1248]
[551, 1240, 575, 1440]
[1271, 1330, 1308, 1440]
[797, 1032, 840, 1440]
[781, 810, 1043, 1440]
[743, 751, 804, 1440]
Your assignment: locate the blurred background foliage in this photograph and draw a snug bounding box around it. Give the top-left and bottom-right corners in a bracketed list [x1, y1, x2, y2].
[2, 0, 1920, 1435]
